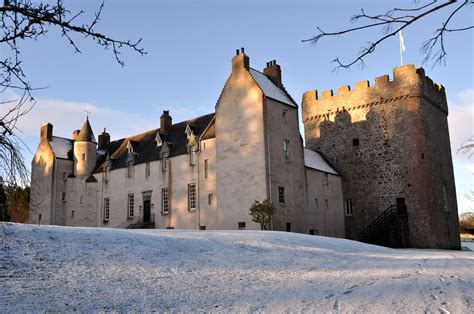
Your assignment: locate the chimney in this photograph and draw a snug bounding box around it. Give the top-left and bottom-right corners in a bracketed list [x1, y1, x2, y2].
[263, 60, 282, 87]
[160, 110, 172, 134]
[40, 123, 53, 142]
[72, 129, 80, 141]
[98, 128, 110, 150]
[232, 47, 249, 72]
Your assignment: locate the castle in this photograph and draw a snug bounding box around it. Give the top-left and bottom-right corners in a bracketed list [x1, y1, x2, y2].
[29, 49, 461, 249]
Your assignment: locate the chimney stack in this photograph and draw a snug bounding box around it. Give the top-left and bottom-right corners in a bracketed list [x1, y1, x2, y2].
[160, 110, 172, 134]
[232, 47, 249, 72]
[40, 123, 53, 142]
[263, 60, 282, 87]
[98, 128, 110, 150]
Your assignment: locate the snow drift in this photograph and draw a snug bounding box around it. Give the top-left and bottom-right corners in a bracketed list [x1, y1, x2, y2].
[1, 223, 473, 312]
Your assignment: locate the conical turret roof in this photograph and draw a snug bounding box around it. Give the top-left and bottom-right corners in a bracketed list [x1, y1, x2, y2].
[76, 117, 97, 143]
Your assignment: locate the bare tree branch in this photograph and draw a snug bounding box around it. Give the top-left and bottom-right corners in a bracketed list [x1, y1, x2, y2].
[0, 0, 146, 186]
[303, 0, 473, 70]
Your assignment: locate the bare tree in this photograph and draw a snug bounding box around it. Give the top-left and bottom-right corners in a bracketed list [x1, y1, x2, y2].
[0, 0, 145, 186]
[303, 0, 473, 70]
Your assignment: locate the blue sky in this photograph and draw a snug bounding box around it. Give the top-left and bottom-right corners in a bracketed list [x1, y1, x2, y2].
[3, 0, 473, 213]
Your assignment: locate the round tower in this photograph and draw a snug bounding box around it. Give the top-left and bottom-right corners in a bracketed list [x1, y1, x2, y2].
[74, 117, 97, 177]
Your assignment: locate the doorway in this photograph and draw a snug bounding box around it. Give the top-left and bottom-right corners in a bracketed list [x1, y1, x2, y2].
[143, 193, 151, 223]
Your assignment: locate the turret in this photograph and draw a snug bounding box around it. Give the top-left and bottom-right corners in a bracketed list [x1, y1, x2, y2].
[73, 117, 97, 177]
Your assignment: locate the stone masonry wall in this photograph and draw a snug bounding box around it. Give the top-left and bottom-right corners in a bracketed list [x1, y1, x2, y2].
[302, 64, 460, 249]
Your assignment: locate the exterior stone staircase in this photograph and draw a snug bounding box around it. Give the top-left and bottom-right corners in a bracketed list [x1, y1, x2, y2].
[359, 201, 410, 248]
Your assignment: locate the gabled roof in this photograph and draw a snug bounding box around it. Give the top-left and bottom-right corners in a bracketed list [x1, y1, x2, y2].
[76, 118, 97, 143]
[248, 68, 297, 107]
[304, 148, 339, 175]
[49, 136, 72, 159]
[95, 113, 215, 173]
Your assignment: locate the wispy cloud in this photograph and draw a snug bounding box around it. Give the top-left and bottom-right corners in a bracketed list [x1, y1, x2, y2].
[448, 88, 474, 214]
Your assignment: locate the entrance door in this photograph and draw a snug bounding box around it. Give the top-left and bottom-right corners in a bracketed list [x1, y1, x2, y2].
[143, 199, 151, 222]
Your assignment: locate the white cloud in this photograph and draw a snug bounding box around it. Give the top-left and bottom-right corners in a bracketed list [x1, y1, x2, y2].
[0, 93, 159, 141]
[448, 88, 474, 214]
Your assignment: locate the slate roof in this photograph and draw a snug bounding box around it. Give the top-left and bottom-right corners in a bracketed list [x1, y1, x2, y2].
[95, 113, 215, 173]
[248, 68, 297, 107]
[76, 118, 97, 143]
[49, 136, 72, 159]
[304, 148, 339, 175]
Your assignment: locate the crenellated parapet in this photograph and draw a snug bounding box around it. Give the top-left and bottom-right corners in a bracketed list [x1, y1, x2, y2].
[302, 65, 448, 133]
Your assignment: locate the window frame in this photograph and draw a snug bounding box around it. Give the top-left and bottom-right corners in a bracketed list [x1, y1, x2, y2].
[128, 193, 134, 218]
[283, 139, 290, 160]
[190, 145, 197, 165]
[103, 197, 110, 222]
[204, 159, 209, 178]
[278, 186, 285, 204]
[344, 199, 354, 216]
[145, 162, 151, 178]
[188, 183, 196, 211]
[161, 188, 169, 214]
[238, 222, 246, 230]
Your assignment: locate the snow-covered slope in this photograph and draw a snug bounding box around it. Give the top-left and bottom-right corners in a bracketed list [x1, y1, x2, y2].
[1, 223, 473, 312]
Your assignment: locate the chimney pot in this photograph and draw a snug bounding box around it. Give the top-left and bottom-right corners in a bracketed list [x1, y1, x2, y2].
[241, 47, 245, 54]
[263, 59, 282, 87]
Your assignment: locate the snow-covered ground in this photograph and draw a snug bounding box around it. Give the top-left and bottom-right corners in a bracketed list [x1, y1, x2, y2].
[1, 223, 473, 312]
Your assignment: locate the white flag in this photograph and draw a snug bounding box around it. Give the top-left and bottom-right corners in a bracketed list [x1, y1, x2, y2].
[399, 30, 406, 52]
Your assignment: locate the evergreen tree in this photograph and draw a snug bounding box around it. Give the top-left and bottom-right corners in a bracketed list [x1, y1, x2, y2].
[249, 200, 277, 230]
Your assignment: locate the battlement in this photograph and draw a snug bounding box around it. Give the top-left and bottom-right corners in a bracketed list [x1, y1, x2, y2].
[303, 64, 445, 103]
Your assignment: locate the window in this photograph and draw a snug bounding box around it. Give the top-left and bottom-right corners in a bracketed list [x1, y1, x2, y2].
[278, 186, 285, 204]
[145, 162, 151, 178]
[62, 172, 68, 181]
[162, 188, 169, 213]
[190, 145, 197, 165]
[128, 194, 134, 218]
[323, 172, 329, 185]
[105, 166, 110, 182]
[188, 183, 196, 210]
[238, 222, 246, 229]
[61, 192, 66, 203]
[127, 163, 133, 178]
[344, 199, 353, 216]
[286, 223, 291, 232]
[82, 153, 86, 161]
[283, 140, 290, 160]
[325, 199, 329, 210]
[353, 138, 360, 146]
[208, 193, 214, 205]
[204, 159, 209, 178]
[203, 142, 206, 150]
[200, 226, 206, 230]
[103, 198, 110, 222]
[314, 198, 318, 210]
[309, 229, 315, 235]
[162, 155, 168, 171]
[155, 133, 162, 147]
[80, 196, 83, 204]
[282, 110, 287, 124]
[71, 210, 75, 218]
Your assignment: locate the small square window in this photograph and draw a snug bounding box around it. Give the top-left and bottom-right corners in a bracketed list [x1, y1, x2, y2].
[61, 192, 66, 203]
[238, 222, 246, 230]
[309, 229, 315, 235]
[200, 226, 206, 230]
[353, 138, 360, 146]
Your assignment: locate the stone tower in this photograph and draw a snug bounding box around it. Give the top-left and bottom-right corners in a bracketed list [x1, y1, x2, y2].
[302, 64, 460, 249]
[74, 117, 97, 177]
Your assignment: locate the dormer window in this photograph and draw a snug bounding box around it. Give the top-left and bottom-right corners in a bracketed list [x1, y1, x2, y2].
[127, 141, 133, 154]
[155, 133, 162, 147]
[185, 124, 193, 139]
[190, 145, 197, 165]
